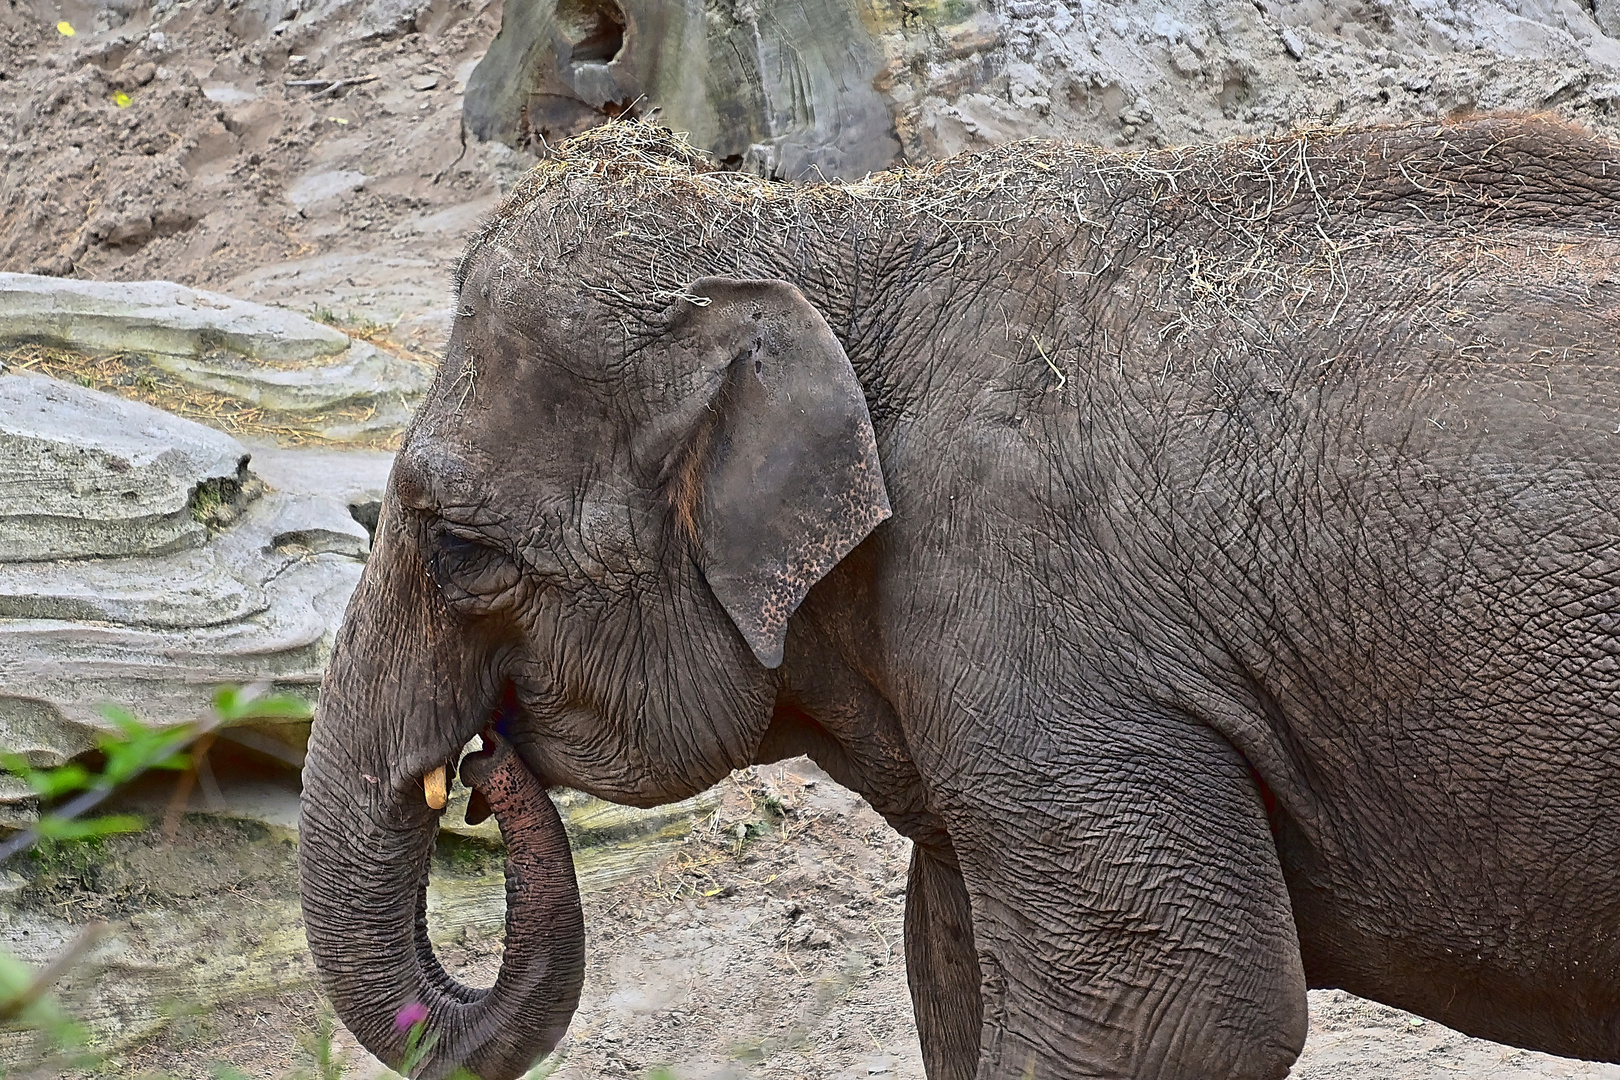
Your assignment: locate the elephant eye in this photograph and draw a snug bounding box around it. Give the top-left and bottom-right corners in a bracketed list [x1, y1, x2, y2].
[428, 527, 520, 606]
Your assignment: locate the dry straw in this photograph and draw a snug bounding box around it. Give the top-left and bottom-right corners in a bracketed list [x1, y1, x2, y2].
[457, 114, 1620, 381]
[3, 344, 402, 448]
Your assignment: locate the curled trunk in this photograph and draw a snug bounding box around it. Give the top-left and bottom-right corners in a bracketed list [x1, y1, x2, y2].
[302, 734, 584, 1079]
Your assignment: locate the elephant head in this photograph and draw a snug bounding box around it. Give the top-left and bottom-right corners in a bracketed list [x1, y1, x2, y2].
[298, 266, 890, 1078]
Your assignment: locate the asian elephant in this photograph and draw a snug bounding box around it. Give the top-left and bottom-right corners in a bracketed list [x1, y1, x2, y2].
[298, 116, 1620, 1080]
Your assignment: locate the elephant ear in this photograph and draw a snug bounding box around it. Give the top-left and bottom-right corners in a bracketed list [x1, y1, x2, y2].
[672, 276, 890, 669]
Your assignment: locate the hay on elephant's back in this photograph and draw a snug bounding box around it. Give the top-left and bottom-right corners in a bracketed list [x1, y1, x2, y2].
[461, 115, 1620, 325]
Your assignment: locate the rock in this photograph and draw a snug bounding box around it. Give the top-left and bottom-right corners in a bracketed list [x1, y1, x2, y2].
[285, 168, 366, 210]
[108, 61, 157, 90]
[0, 543, 269, 628]
[0, 374, 251, 562]
[94, 211, 155, 247]
[0, 272, 348, 363]
[351, 0, 433, 37]
[265, 494, 372, 557]
[1280, 26, 1307, 61]
[942, 12, 1002, 58]
[1602, 0, 1620, 38]
[245, 445, 393, 511]
[226, 252, 457, 355]
[148, 339, 432, 415]
[0, 515, 360, 780]
[200, 83, 259, 104]
[409, 73, 440, 91]
[0, 370, 383, 791]
[0, 273, 434, 443]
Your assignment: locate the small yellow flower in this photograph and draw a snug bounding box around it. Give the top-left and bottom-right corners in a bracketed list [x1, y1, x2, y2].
[56, 20, 75, 35]
[113, 92, 131, 108]
[329, 116, 349, 125]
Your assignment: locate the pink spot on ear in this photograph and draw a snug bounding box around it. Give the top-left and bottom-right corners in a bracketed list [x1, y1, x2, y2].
[395, 1001, 429, 1032]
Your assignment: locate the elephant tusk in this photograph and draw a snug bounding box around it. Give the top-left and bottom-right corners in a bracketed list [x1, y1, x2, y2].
[424, 765, 447, 810]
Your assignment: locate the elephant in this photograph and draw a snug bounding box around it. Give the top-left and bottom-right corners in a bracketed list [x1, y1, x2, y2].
[298, 115, 1620, 1080]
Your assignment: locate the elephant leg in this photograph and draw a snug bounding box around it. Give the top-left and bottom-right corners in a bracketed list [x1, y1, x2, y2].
[906, 840, 983, 1080]
[934, 709, 1308, 1080]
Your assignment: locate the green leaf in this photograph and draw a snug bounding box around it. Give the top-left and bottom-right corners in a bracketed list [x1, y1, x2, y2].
[234, 693, 315, 720]
[29, 764, 93, 798]
[0, 948, 34, 998]
[0, 757, 94, 799]
[146, 750, 193, 772]
[213, 686, 313, 722]
[35, 814, 144, 841]
[211, 684, 243, 719]
[398, 1019, 441, 1075]
[94, 703, 143, 736]
[96, 720, 196, 785]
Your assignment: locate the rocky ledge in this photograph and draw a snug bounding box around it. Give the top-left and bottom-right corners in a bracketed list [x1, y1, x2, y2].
[0, 370, 389, 818]
[0, 272, 434, 443]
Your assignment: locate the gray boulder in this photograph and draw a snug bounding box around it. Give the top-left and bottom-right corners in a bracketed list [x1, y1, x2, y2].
[149, 340, 427, 419]
[1599, 0, 1620, 39]
[0, 375, 251, 562]
[0, 371, 388, 811]
[464, 0, 900, 181]
[0, 273, 433, 443]
[0, 273, 348, 363]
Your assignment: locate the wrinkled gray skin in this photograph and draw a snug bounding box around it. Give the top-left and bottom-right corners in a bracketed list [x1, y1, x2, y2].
[300, 116, 1620, 1080]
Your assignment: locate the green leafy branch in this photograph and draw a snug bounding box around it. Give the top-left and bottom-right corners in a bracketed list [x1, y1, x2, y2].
[0, 684, 312, 1053]
[0, 684, 311, 863]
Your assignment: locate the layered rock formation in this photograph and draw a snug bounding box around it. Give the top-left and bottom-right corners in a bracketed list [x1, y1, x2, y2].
[464, 0, 902, 178]
[0, 370, 389, 817]
[0, 273, 433, 441]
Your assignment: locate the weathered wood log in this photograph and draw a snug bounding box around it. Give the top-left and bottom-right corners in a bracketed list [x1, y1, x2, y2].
[463, 0, 906, 180]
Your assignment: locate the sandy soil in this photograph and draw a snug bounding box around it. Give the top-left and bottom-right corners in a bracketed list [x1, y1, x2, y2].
[0, 0, 519, 353]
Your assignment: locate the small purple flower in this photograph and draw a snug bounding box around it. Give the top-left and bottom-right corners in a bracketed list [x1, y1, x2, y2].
[394, 1001, 429, 1033]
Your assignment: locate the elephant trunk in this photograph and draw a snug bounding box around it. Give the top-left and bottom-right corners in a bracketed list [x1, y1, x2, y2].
[301, 731, 584, 1079]
[298, 510, 584, 1080]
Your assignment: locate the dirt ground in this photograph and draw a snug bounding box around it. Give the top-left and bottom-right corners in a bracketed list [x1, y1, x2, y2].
[8, 759, 1611, 1080]
[0, 0, 521, 353]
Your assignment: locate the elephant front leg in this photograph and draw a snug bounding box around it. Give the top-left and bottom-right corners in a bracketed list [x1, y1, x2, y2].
[935, 710, 1309, 1080]
[906, 840, 982, 1080]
